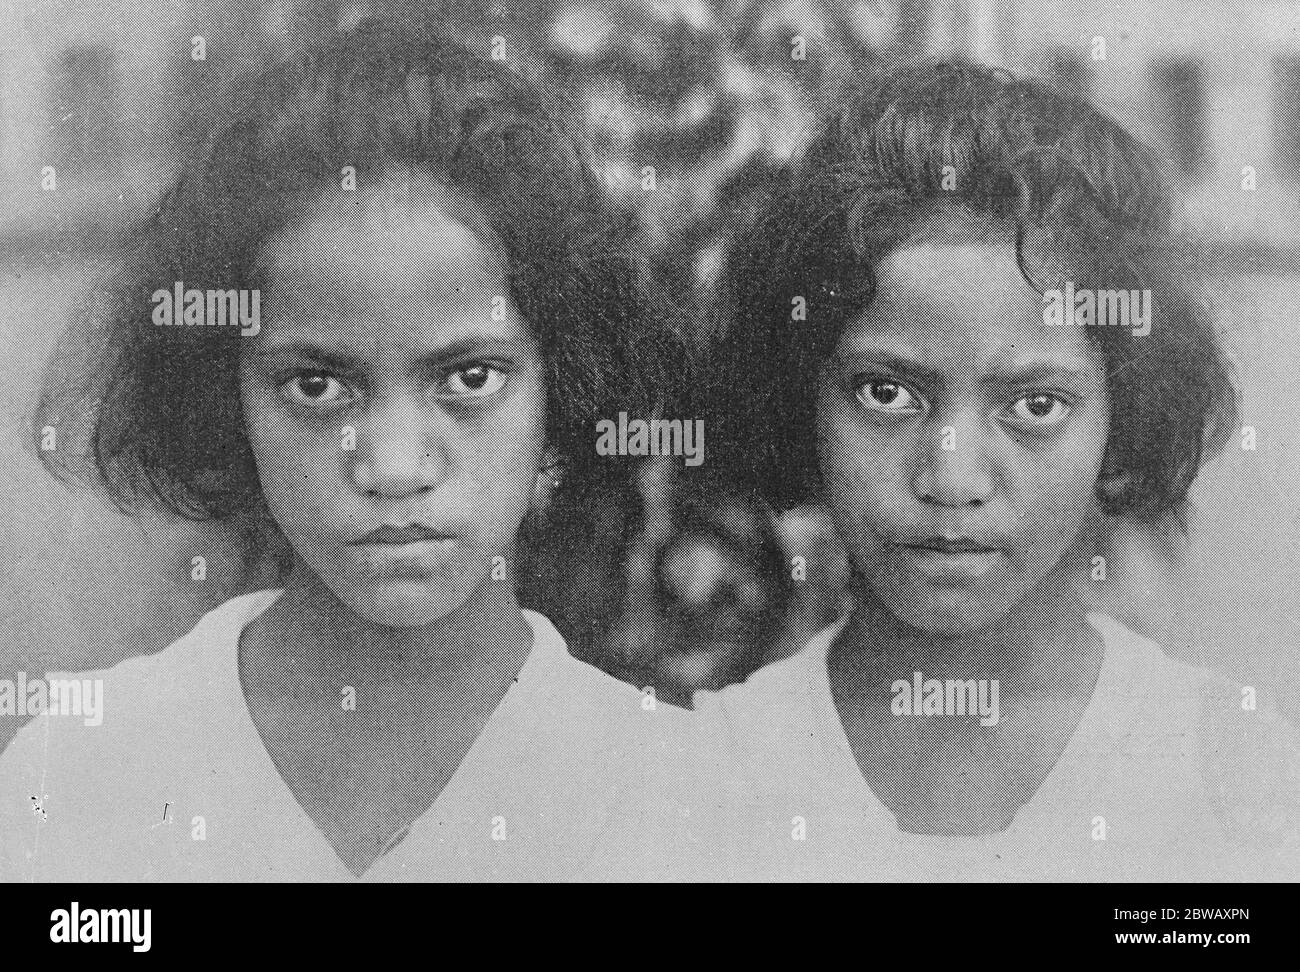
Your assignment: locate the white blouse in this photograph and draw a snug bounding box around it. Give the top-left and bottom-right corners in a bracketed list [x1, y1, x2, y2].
[628, 613, 1300, 882]
[0, 590, 691, 882]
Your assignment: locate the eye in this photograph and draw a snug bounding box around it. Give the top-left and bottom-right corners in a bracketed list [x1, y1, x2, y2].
[281, 372, 350, 407]
[855, 378, 922, 414]
[440, 361, 509, 398]
[1007, 392, 1070, 426]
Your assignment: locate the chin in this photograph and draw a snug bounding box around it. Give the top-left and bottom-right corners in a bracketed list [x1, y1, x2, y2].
[332, 577, 485, 629]
[877, 583, 1015, 638]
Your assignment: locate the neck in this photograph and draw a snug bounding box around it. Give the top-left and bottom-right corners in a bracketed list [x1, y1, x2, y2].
[273, 556, 534, 685]
[835, 544, 1099, 693]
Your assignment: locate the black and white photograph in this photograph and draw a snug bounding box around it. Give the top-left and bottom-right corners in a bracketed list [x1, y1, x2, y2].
[0, 0, 1296, 911]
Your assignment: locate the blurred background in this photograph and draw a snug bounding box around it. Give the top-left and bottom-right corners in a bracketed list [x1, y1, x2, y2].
[2, 0, 1298, 736]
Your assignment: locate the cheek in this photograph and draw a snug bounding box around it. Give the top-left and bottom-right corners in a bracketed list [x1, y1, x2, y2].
[1019, 465, 1095, 524]
[1039, 404, 1110, 498]
[480, 384, 546, 482]
[819, 410, 904, 528]
[252, 422, 325, 479]
[1027, 372, 1110, 517]
[240, 388, 342, 529]
[469, 443, 541, 525]
[1007, 438, 1107, 558]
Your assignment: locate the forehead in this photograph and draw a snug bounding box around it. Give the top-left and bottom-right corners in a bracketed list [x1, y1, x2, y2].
[254, 172, 527, 357]
[840, 241, 1102, 381]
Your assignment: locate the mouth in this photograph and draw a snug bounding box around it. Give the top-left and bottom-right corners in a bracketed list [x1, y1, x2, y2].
[352, 524, 459, 547]
[899, 537, 1001, 556]
[348, 525, 463, 583]
[892, 535, 1005, 583]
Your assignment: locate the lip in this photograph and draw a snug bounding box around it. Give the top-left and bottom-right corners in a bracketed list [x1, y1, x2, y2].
[352, 524, 458, 546]
[893, 536, 1005, 583]
[898, 537, 1001, 555]
[350, 530, 461, 582]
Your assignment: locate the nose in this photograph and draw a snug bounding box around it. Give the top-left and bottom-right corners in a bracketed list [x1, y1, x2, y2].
[910, 414, 995, 508]
[347, 397, 449, 499]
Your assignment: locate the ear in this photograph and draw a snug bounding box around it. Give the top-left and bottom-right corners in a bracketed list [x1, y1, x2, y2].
[530, 449, 562, 514]
[1095, 444, 1133, 511]
[1096, 469, 1134, 510]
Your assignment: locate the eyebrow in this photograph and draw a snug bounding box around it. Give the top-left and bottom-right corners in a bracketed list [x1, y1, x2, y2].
[834, 349, 1099, 388]
[249, 336, 534, 372]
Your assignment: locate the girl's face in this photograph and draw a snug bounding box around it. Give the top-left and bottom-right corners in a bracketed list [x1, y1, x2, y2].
[817, 239, 1110, 637]
[241, 176, 547, 628]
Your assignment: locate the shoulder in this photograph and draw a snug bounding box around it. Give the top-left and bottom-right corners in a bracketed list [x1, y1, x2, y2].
[696, 620, 839, 725]
[4, 589, 280, 751]
[1087, 612, 1300, 867]
[1085, 611, 1221, 730]
[592, 626, 850, 881]
[1, 592, 280, 808]
[686, 622, 841, 793]
[1086, 611, 1291, 752]
[515, 608, 697, 754]
[0, 590, 283, 880]
[521, 607, 645, 709]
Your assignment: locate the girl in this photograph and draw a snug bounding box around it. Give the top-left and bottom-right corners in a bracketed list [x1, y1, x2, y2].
[2, 18, 689, 881]
[670, 61, 1300, 881]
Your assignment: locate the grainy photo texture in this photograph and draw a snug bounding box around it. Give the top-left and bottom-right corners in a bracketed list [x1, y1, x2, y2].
[0, 0, 1297, 888]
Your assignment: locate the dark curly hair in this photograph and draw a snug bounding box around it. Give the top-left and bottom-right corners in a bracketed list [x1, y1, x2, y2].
[35, 16, 683, 533]
[706, 60, 1237, 528]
